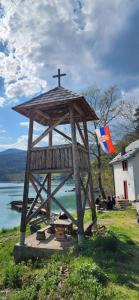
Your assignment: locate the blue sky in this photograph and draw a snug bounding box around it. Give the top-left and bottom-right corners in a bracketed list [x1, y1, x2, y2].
[0, 0, 139, 150]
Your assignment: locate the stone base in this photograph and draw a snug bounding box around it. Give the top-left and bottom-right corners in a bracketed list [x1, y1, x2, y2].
[13, 232, 76, 263]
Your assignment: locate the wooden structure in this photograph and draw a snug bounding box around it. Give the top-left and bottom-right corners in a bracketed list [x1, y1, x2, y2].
[13, 69, 98, 245]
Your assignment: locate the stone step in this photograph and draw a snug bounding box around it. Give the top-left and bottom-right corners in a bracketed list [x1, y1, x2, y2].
[116, 199, 130, 209]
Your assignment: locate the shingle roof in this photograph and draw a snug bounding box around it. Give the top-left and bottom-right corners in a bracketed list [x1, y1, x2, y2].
[110, 139, 139, 164]
[12, 86, 98, 125]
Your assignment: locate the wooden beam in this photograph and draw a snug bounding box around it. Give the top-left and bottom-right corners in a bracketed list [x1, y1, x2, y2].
[27, 173, 72, 222]
[29, 216, 48, 226]
[76, 121, 87, 148]
[37, 110, 51, 122]
[82, 174, 90, 215]
[47, 130, 52, 223]
[26, 174, 48, 218]
[53, 128, 72, 143]
[80, 176, 86, 195]
[30, 176, 45, 203]
[30, 174, 77, 226]
[51, 196, 77, 226]
[70, 106, 84, 241]
[84, 217, 97, 236]
[32, 112, 69, 147]
[73, 103, 84, 117]
[20, 119, 33, 245]
[83, 121, 97, 222]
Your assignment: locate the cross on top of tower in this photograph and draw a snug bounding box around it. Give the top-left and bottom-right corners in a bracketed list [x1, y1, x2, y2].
[52, 68, 66, 87]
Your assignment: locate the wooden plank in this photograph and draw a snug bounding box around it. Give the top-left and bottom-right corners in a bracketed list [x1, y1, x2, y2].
[70, 107, 84, 240]
[20, 119, 33, 245]
[32, 112, 69, 147]
[27, 173, 72, 222]
[30, 168, 72, 174]
[31, 144, 72, 151]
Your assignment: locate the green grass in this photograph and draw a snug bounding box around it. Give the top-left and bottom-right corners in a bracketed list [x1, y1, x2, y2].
[0, 208, 139, 299]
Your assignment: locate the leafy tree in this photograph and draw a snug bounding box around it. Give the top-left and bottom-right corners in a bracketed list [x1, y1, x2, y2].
[84, 86, 123, 198]
[133, 106, 139, 136]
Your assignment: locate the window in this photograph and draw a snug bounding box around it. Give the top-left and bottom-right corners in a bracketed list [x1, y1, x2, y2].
[122, 160, 128, 171]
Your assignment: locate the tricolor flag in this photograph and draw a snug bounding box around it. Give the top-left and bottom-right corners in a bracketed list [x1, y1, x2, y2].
[95, 125, 115, 154]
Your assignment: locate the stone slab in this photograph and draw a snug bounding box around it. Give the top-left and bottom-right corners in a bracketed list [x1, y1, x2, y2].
[13, 232, 76, 263]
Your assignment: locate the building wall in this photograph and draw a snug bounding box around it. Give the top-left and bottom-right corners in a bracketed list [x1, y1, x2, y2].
[132, 152, 139, 200]
[113, 159, 135, 201]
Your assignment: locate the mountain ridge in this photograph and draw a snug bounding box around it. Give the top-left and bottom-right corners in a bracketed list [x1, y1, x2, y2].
[0, 148, 26, 181]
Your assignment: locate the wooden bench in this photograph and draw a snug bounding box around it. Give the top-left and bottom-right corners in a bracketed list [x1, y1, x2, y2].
[51, 220, 73, 241]
[36, 225, 52, 240]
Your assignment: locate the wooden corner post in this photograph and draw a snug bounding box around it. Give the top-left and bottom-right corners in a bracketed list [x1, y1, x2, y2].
[83, 121, 97, 223]
[20, 119, 33, 245]
[70, 107, 84, 242]
[47, 130, 52, 224]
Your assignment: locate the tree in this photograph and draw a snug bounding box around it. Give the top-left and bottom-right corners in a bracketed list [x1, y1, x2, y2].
[83, 85, 123, 199]
[133, 106, 139, 136]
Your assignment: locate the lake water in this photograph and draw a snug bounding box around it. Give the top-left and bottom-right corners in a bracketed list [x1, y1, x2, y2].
[0, 181, 76, 230]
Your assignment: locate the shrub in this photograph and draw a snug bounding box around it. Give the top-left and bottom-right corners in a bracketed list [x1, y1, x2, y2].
[79, 263, 108, 286]
[11, 287, 38, 300]
[3, 264, 23, 289]
[58, 279, 109, 300]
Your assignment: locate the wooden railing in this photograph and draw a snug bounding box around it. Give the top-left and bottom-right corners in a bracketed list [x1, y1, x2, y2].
[30, 144, 88, 173]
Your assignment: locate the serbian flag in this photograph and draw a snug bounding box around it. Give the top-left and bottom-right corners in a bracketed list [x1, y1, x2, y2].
[95, 125, 115, 154]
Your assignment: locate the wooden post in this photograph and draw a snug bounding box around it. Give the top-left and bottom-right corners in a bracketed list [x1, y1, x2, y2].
[47, 130, 52, 223]
[83, 121, 97, 222]
[70, 107, 84, 242]
[20, 119, 33, 245]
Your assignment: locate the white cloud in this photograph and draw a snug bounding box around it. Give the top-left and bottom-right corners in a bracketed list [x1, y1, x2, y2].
[0, 97, 5, 107]
[1, 129, 6, 133]
[0, 0, 137, 104]
[19, 121, 29, 128]
[20, 121, 45, 133]
[0, 135, 28, 150]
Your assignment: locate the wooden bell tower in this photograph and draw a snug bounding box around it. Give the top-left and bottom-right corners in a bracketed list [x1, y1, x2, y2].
[13, 69, 98, 245]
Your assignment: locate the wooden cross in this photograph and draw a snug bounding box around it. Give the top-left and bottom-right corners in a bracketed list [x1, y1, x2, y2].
[52, 68, 66, 87]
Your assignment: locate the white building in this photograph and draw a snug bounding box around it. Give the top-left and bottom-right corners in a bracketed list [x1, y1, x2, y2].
[110, 140, 139, 201]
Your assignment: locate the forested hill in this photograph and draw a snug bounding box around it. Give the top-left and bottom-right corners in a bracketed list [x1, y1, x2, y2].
[0, 149, 26, 181]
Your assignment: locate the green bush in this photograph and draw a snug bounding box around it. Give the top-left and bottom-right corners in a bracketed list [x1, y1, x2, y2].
[59, 278, 109, 300]
[70, 262, 108, 287]
[79, 263, 108, 286]
[11, 287, 38, 300]
[3, 264, 23, 288]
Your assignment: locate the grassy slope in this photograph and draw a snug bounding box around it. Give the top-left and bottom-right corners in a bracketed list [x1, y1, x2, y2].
[0, 209, 139, 300]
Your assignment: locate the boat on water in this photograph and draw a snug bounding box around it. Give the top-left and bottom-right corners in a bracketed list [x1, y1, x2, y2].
[9, 198, 34, 212]
[9, 198, 47, 215]
[65, 187, 75, 192]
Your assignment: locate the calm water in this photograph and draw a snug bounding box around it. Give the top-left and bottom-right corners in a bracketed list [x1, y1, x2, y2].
[0, 181, 76, 230]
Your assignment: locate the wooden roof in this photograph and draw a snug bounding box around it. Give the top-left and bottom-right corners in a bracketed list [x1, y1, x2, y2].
[12, 86, 98, 125]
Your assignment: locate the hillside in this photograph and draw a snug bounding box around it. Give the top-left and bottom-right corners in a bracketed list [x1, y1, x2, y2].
[0, 149, 26, 181]
[0, 208, 139, 299]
